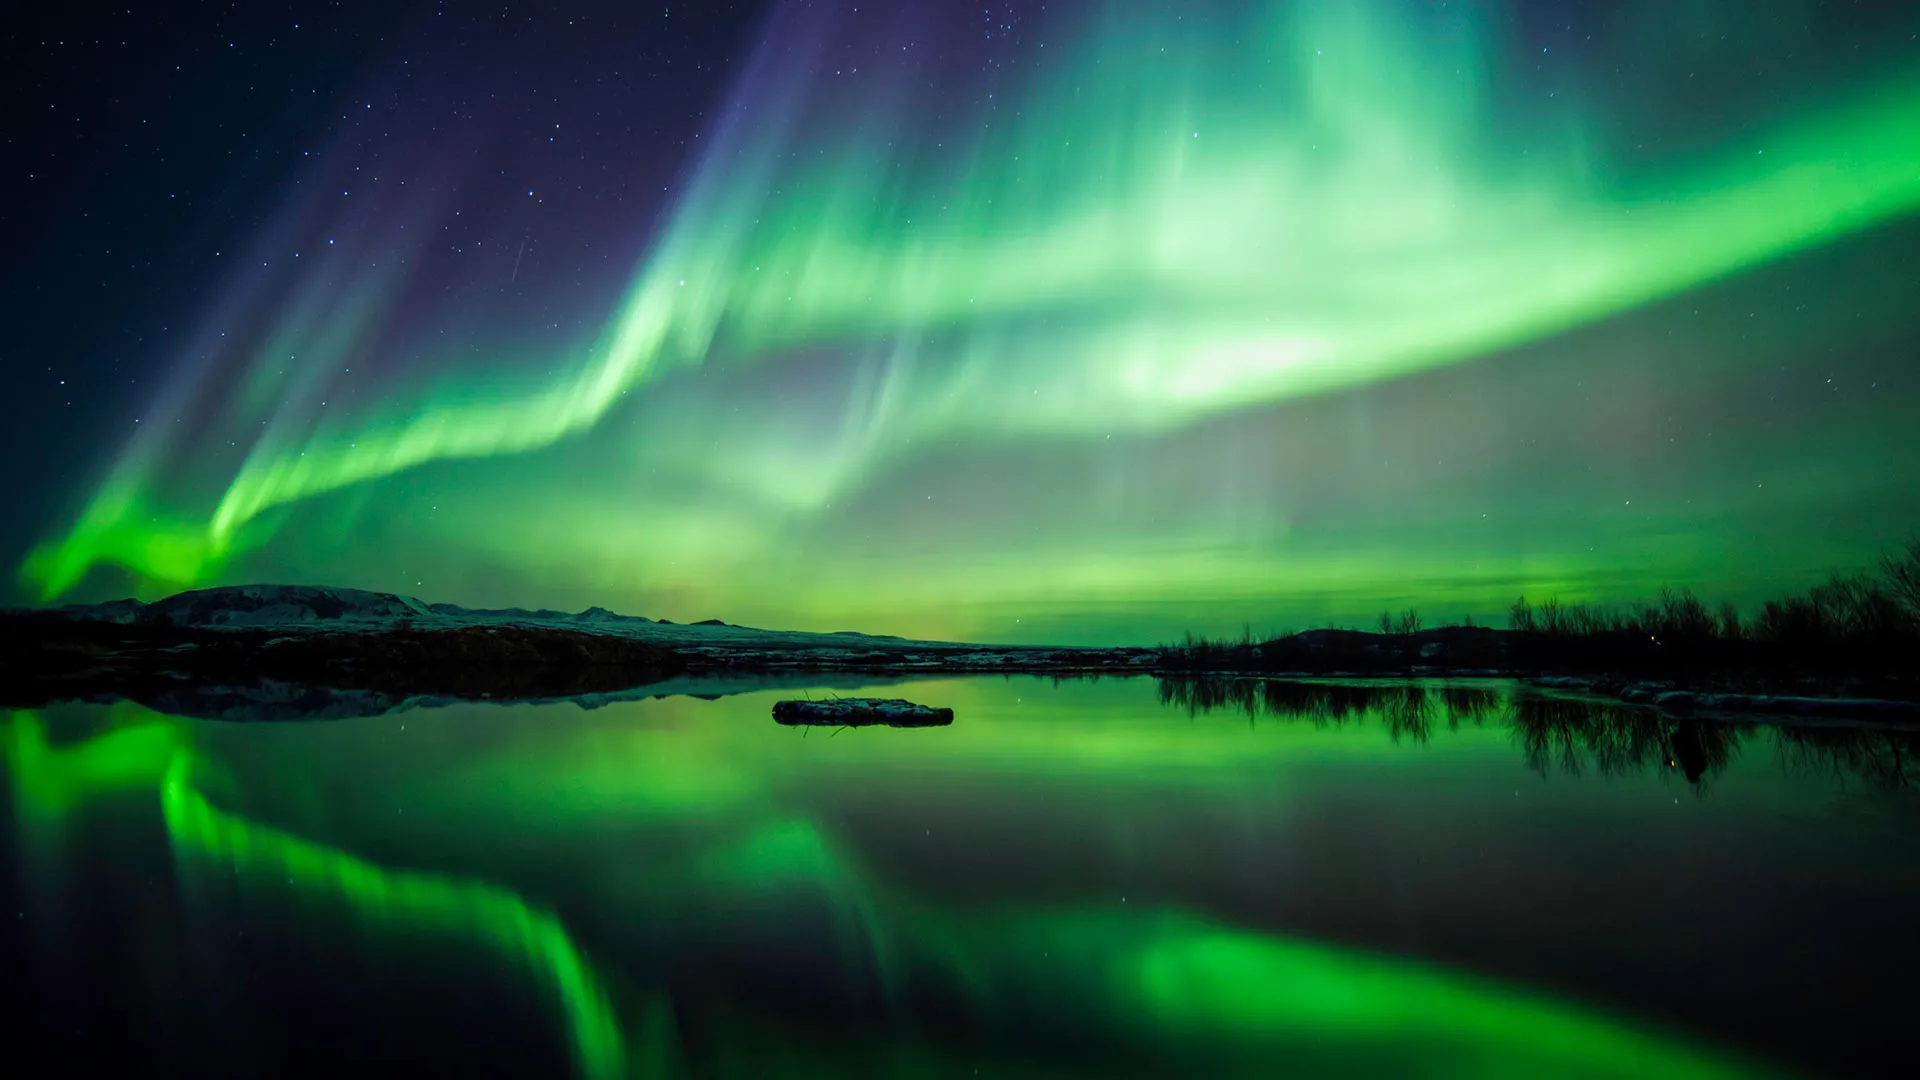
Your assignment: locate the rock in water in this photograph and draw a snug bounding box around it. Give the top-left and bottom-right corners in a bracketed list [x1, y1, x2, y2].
[772, 698, 954, 727]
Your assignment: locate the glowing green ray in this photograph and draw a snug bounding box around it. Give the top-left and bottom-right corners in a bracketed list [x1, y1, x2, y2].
[22, 484, 229, 606]
[21, 1, 1920, 601]
[1, 711, 625, 1078]
[3, 709, 189, 821]
[1118, 914, 1768, 1078]
[159, 754, 626, 1080]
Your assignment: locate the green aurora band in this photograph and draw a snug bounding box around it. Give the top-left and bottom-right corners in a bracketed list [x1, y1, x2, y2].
[20, 0, 1920, 640]
[3, 696, 1784, 1078]
[5, 709, 623, 1077]
[159, 752, 629, 1080]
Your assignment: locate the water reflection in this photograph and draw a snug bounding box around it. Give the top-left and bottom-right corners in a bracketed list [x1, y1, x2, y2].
[1511, 696, 1742, 787]
[10, 679, 1915, 1079]
[4, 708, 623, 1078]
[161, 752, 626, 1080]
[1158, 677, 1502, 742]
[1158, 677, 1917, 790]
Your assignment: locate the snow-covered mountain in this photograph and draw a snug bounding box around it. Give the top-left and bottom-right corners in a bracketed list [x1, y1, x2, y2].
[132, 584, 435, 628]
[40, 584, 1157, 674]
[55, 583, 938, 652]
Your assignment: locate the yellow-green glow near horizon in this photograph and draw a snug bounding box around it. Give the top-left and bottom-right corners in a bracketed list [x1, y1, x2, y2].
[19, 0, 1920, 640]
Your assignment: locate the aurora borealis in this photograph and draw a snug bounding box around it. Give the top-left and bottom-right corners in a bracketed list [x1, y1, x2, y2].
[11, 1, 1920, 641]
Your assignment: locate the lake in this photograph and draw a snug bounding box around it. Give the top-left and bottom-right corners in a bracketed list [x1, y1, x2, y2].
[5, 677, 1915, 1078]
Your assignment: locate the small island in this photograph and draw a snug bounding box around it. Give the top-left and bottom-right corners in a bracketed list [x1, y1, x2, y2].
[772, 698, 956, 727]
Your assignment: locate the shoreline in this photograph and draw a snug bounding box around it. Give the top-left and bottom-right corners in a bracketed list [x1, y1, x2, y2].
[5, 584, 1915, 726]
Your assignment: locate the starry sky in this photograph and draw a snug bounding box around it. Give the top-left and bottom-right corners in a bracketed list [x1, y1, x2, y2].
[6, 0, 1920, 644]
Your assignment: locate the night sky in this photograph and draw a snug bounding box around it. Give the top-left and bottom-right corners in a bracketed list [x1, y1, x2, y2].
[6, 0, 1920, 644]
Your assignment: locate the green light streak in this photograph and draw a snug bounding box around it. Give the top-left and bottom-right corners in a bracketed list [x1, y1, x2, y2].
[21, 1, 1920, 613]
[158, 753, 626, 1080]
[1121, 915, 1760, 1079]
[3, 709, 187, 821]
[2, 710, 625, 1078]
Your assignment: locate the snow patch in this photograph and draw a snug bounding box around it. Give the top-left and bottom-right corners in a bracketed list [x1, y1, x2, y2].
[137, 585, 434, 628]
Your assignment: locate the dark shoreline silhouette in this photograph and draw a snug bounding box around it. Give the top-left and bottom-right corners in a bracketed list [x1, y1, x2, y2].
[6, 541, 1919, 724]
[1158, 539, 1920, 704]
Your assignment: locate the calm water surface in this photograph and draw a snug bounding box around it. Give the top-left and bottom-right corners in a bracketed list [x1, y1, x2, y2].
[5, 677, 1916, 1079]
